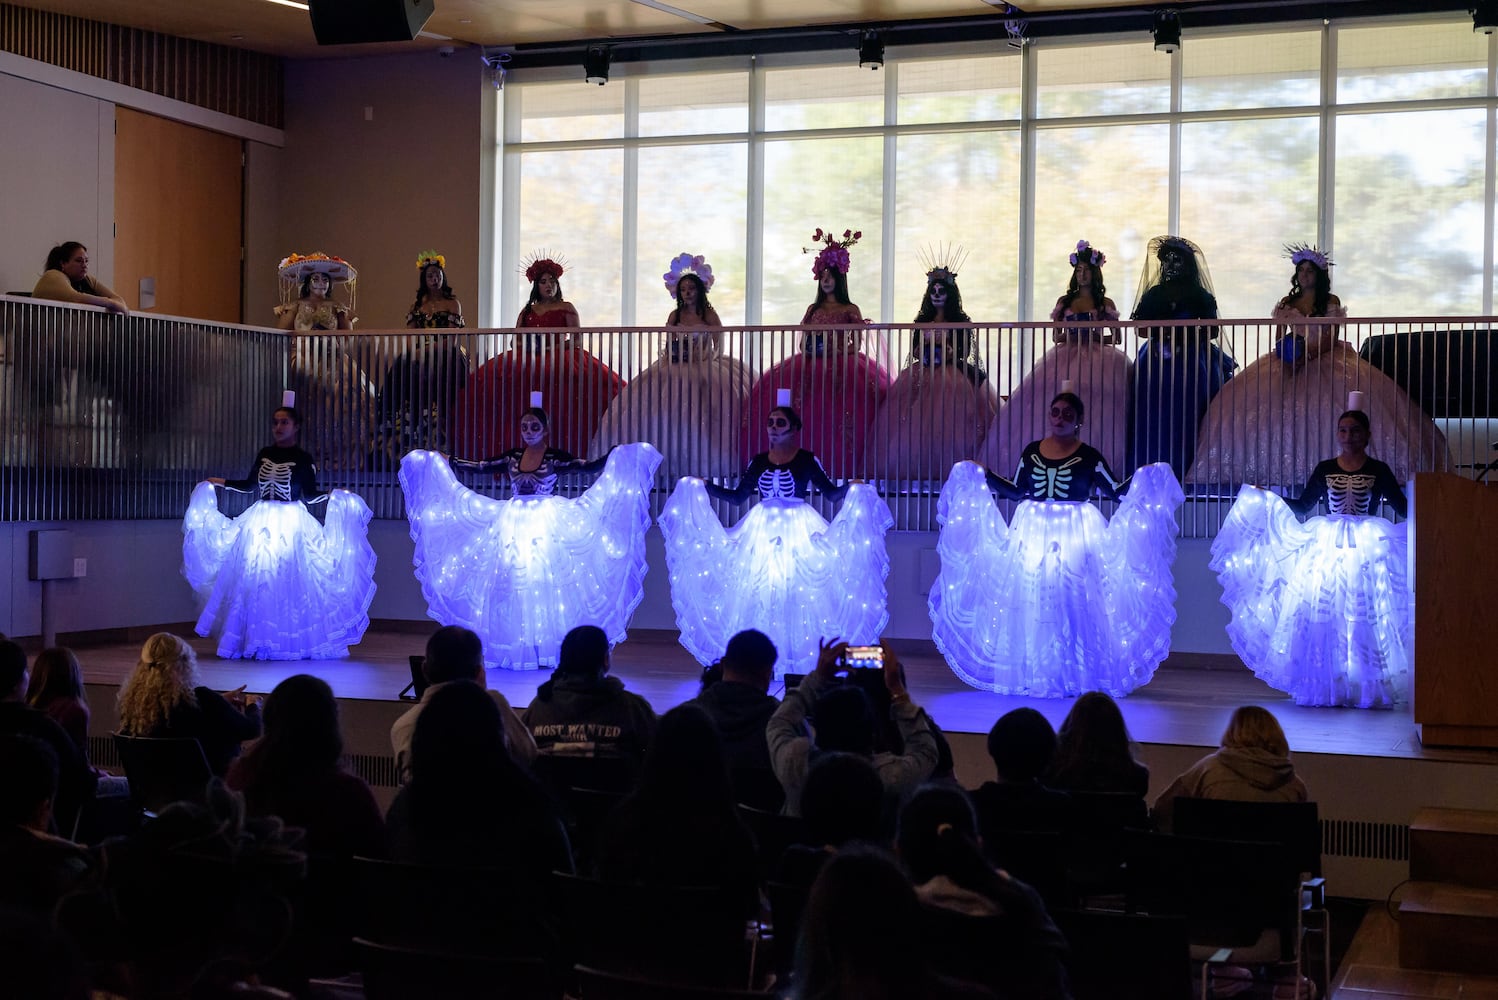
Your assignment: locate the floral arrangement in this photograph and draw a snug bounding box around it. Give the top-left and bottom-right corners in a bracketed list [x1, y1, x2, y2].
[804, 227, 862, 277]
[523, 251, 567, 283]
[416, 250, 446, 271]
[1285, 243, 1332, 270]
[278, 252, 346, 270]
[1069, 240, 1106, 268]
[663, 252, 715, 297]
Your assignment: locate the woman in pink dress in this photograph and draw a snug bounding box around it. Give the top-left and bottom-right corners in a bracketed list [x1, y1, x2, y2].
[455, 253, 622, 460]
[1188, 244, 1448, 488]
[744, 229, 890, 479]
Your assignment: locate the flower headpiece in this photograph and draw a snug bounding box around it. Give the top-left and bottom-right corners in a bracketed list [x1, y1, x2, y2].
[663, 252, 715, 298]
[919, 243, 968, 285]
[1285, 243, 1332, 270]
[1069, 240, 1106, 268]
[277, 251, 354, 282]
[416, 250, 446, 271]
[522, 250, 567, 283]
[803, 227, 862, 278]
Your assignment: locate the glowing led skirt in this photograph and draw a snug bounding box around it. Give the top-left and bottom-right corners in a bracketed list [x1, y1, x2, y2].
[182, 484, 377, 660]
[399, 444, 661, 671]
[659, 480, 893, 676]
[929, 462, 1183, 697]
[1210, 486, 1411, 708]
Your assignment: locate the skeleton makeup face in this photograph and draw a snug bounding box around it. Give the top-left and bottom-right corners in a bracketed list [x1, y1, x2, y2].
[520, 413, 547, 448]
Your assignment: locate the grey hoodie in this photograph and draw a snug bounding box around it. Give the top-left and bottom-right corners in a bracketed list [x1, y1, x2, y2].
[1151, 745, 1309, 832]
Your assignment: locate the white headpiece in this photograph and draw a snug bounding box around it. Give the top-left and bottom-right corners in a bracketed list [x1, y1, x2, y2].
[1347, 390, 1365, 412]
[530, 390, 544, 409]
[776, 388, 792, 408]
[282, 389, 296, 408]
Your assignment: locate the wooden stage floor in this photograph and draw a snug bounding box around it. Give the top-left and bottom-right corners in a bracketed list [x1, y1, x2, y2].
[61, 623, 1489, 766]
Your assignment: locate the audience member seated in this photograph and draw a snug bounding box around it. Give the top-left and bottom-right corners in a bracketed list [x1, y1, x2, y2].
[694, 628, 779, 770]
[523, 625, 657, 768]
[386, 681, 573, 874]
[0, 903, 92, 1000]
[31, 241, 128, 313]
[391, 625, 536, 783]
[1152, 705, 1309, 833]
[115, 633, 261, 778]
[1044, 692, 1149, 798]
[0, 735, 96, 913]
[793, 845, 998, 1000]
[896, 785, 1072, 1000]
[971, 708, 1076, 837]
[775, 751, 886, 889]
[768, 639, 938, 816]
[594, 703, 760, 917]
[26, 647, 128, 798]
[226, 674, 384, 859]
[0, 639, 95, 832]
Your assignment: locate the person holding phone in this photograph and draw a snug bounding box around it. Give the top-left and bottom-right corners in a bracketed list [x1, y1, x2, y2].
[766, 638, 938, 817]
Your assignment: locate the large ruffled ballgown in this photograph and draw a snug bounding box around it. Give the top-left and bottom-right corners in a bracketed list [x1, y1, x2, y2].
[867, 336, 997, 482]
[398, 444, 660, 671]
[454, 337, 624, 461]
[984, 310, 1132, 478]
[590, 329, 752, 482]
[743, 316, 891, 479]
[182, 484, 377, 660]
[1188, 304, 1450, 488]
[928, 461, 1183, 697]
[658, 479, 893, 677]
[1210, 485, 1411, 707]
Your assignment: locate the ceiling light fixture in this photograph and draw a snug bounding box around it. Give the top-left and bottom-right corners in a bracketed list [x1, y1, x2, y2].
[858, 30, 884, 71]
[1152, 9, 1181, 54]
[583, 45, 612, 85]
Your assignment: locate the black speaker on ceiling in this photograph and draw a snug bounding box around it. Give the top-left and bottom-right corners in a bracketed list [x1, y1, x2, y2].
[308, 0, 434, 45]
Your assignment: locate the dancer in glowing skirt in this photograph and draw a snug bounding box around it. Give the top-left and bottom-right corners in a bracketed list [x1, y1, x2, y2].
[931, 390, 1183, 697]
[660, 398, 893, 677]
[1210, 397, 1411, 708]
[183, 398, 376, 660]
[400, 402, 661, 671]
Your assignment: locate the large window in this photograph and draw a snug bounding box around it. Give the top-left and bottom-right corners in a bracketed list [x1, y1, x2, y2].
[500, 13, 1497, 326]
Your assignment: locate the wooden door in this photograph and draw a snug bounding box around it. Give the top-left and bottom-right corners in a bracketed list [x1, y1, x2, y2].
[114, 107, 243, 323]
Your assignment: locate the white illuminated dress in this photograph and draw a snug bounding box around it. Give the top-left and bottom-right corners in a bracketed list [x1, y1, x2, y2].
[399, 443, 661, 671]
[183, 447, 376, 660]
[929, 450, 1183, 697]
[1210, 459, 1411, 708]
[659, 450, 893, 677]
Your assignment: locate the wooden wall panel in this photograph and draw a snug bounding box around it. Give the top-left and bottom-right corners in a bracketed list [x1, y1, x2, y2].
[114, 106, 242, 323]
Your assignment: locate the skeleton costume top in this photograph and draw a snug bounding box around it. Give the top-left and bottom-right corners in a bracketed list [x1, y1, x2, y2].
[1286, 457, 1406, 518]
[987, 442, 1127, 503]
[705, 449, 849, 504]
[451, 447, 606, 498]
[223, 446, 322, 502]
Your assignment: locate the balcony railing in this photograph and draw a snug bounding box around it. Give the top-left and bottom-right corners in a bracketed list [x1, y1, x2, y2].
[3, 294, 1491, 535]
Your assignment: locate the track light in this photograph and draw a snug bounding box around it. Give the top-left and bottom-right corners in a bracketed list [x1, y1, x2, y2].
[583, 45, 611, 85]
[1152, 9, 1181, 54]
[858, 30, 884, 71]
[1475, 2, 1498, 35]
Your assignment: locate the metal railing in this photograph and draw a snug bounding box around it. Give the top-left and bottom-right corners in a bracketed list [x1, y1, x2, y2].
[3, 295, 1491, 535]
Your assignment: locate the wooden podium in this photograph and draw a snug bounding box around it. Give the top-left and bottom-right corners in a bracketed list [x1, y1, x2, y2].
[1414, 473, 1498, 748]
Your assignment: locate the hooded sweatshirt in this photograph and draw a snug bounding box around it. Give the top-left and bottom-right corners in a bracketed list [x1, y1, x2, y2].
[522, 673, 657, 766]
[1151, 745, 1309, 832]
[692, 680, 779, 772]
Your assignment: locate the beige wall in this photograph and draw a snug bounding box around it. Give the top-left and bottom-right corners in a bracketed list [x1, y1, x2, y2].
[278, 49, 485, 332]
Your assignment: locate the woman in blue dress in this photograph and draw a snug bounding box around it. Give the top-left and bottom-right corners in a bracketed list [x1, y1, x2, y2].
[399, 402, 660, 671]
[660, 398, 893, 676]
[1211, 398, 1411, 708]
[1130, 235, 1236, 478]
[931, 391, 1183, 697]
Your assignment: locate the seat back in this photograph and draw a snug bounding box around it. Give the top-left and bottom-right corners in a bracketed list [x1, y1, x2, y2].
[1052, 908, 1191, 1000]
[737, 803, 812, 879]
[112, 733, 212, 816]
[766, 880, 810, 985]
[354, 938, 554, 1000]
[1172, 797, 1322, 879]
[552, 872, 750, 988]
[531, 753, 637, 796]
[729, 765, 784, 814]
[574, 964, 768, 1000]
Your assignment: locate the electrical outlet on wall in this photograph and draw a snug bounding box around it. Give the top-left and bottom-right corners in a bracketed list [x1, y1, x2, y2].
[73, 558, 87, 578]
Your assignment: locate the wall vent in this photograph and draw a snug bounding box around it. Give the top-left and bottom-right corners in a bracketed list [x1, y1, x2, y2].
[1324, 819, 1409, 862]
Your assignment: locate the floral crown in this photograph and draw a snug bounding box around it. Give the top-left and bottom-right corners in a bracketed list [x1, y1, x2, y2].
[803, 227, 862, 278]
[416, 250, 446, 271]
[919, 243, 968, 285]
[522, 250, 567, 283]
[1069, 240, 1106, 268]
[663, 252, 715, 297]
[1285, 243, 1332, 270]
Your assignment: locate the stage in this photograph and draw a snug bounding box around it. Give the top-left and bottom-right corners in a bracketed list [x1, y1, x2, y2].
[60, 622, 1498, 900]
